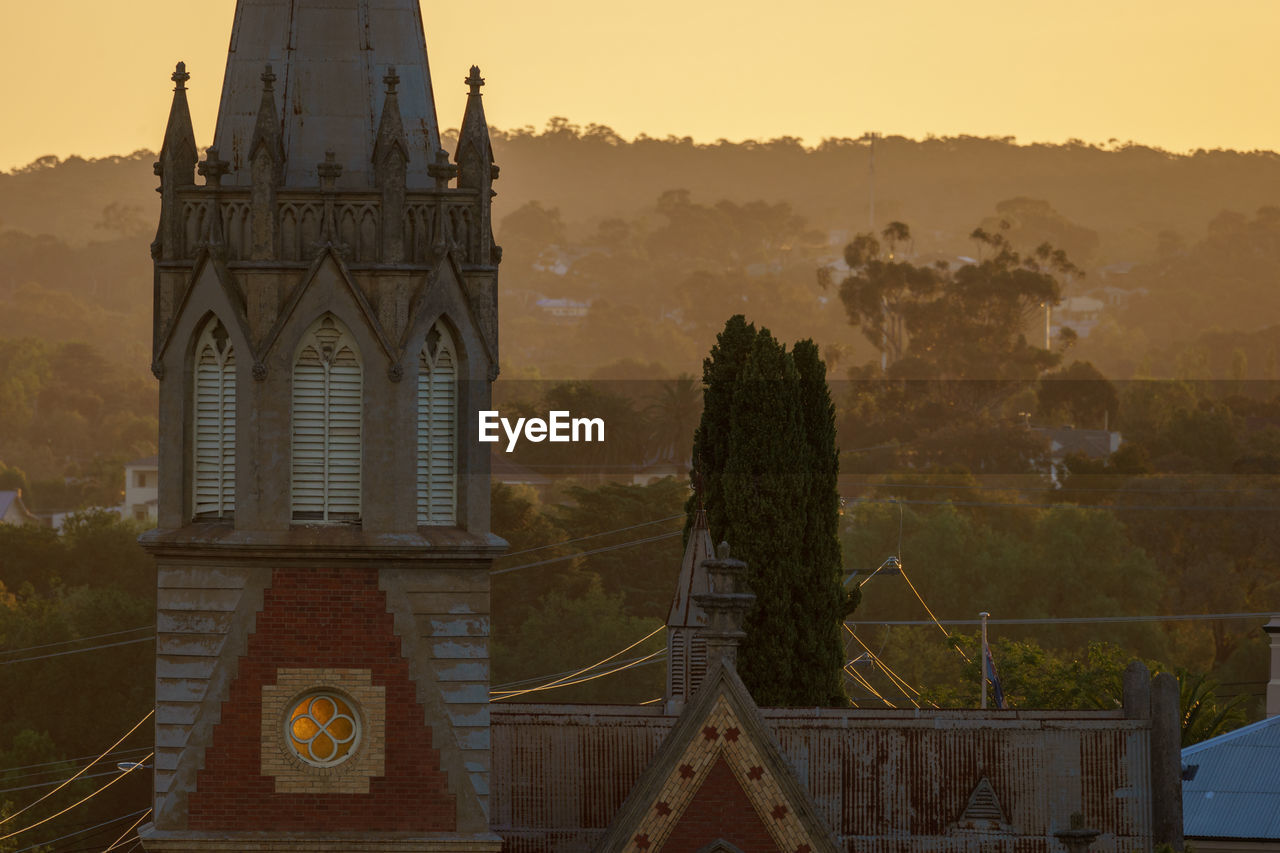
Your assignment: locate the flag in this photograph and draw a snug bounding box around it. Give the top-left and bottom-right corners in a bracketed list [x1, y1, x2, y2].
[983, 642, 1007, 710]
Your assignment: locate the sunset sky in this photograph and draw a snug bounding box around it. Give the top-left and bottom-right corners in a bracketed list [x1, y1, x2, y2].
[4, 0, 1278, 172]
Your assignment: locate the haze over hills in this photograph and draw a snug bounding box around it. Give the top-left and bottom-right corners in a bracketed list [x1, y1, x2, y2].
[3, 124, 1278, 383]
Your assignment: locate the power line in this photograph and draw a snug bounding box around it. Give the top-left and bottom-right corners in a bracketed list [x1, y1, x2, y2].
[0, 712, 153, 828]
[490, 651, 662, 692]
[0, 742, 149, 778]
[0, 752, 152, 842]
[491, 530, 682, 576]
[846, 611, 1276, 627]
[493, 652, 667, 702]
[497, 515, 684, 560]
[845, 479, 1280, 497]
[491, 625, 665, 698]
[0, 625, 154, 658]
[0, 636, 154, 666]
[102, 807, 152, 852]
[11, 808, 149, 853]
[845, 496, 1280, 512]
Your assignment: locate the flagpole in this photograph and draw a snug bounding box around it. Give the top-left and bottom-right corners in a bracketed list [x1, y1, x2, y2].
[980, 611, 990, 710]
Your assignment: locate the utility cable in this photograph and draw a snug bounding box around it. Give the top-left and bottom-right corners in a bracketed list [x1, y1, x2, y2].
[844, 625, 934, 708]
[491, 531, 682, 576]
[844, 665, 894, 708]
[845, 496, 1280, 512]
[102, 808, 152, 852]
[0, 746, 150, 785]
[490, 624, 665, 697]
[0, 712, 153, 827]
[0, 753, 153, 842]
[895, 562, 970, 663]
[492, 649, 667, 701]
[847, 611, 1277, 627]
[0, 625, 153, 658]
[10, 808, 149, 853]
[498, 515, 685, 560]
[0, 636, 154, 666]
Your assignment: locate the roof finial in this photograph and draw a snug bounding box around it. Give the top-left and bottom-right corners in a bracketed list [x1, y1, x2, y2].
[261, 64, 276, 92]
[384, 65, 400, 95]
[466, 66, 484, 95]
[172, 61, 190, 89]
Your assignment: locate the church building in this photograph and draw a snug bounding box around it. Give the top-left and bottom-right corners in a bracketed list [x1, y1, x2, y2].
[139, 3, 1183, 851]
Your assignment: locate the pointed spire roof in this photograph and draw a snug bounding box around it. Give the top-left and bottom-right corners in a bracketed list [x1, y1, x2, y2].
[373, 66, 410, 167]
[248, 64, 283, 168]
[160, 62, 198, 179]
[667, 508, 714, 628]
[455, 65, 496, 188]
[211, 0, 442, 188]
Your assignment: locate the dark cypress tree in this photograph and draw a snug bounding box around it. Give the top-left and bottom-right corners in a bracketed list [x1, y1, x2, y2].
[723, 329, 806, 705]
[687, 314, 758, 543]
[687, 318, 852, 706]
[792, 340, 857, 705]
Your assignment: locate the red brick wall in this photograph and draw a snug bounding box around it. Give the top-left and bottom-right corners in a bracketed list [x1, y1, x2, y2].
[188, 567, 457, 831]
[661, 757, 780, 853]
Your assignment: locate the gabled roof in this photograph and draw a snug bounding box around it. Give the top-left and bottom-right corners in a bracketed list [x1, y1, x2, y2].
[1182, 714, 1280, 840]
[666, 509, 713, 628]
[594, 662, 838, 853]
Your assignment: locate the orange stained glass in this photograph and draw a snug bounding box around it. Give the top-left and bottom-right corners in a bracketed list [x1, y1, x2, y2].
[287, 693, 359, 765]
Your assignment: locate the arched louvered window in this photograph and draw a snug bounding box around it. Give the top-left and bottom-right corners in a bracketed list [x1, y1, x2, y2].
[417, 322, 457, 525]
[192, 318, 236, 519]
[292, 315, 362, 522]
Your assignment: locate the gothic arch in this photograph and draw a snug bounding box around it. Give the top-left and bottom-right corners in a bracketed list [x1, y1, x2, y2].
[191, 315, 237, 520]
[416, 319, 458, 526]
[291, 314, 363, 523]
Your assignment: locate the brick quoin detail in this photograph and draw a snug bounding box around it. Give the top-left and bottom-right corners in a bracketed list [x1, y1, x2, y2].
[661, 757, 780, 853]
[188, 567, 456, 832]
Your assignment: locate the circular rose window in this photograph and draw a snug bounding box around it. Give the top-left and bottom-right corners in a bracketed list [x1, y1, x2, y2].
[286, 693, 360, 766]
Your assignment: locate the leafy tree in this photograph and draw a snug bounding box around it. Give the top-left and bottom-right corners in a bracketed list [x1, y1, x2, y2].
[1179, 669, 1248, 746]
[553, 478, 687, 615]
[1036, 360, 1118, 428]
[925, 637, 1131, 710]
[829, 222, 1074, 381]
[690, 318, 851, 706]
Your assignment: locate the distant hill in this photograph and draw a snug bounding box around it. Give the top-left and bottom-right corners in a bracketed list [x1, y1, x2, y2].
[3, 127, 1279, 380]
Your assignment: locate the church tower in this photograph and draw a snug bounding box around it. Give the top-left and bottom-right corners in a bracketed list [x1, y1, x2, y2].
[140, 2, 502, 849]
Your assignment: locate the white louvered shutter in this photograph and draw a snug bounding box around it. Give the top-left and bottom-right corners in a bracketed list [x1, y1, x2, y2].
[192, 321, 235, 518]
[291, 317, 362, 522]
[417, 325, 457, 525]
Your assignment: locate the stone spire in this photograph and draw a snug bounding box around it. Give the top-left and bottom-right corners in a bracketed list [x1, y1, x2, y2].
[665, 505, 715, 712]
[248, 65, 282, 259]
[374, 66, 410, 262]
[155, 62, 198, 262]
[456, 66, 497, 192]
[455, 66, 499, 266]
[211, 0, 442, 188]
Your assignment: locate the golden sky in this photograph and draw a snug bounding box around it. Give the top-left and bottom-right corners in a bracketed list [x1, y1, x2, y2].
[4, 0, 1278, 171]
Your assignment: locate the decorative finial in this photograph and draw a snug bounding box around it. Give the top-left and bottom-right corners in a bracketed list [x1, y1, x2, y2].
[717, 541, 731, 560]
[317, 150, 343, 187]
[384, 66, 400, 94]
[465, 66, 484, 95]
[198, 147, 230, 187]
[261, 64, 276, 91]
[172, 61, 190, 88]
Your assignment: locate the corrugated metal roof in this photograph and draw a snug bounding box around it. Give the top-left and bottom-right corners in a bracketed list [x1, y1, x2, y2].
[1182, 715, 1280, 840]
[491, 705, 1154, 851]
[211, 0, 443, 188]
